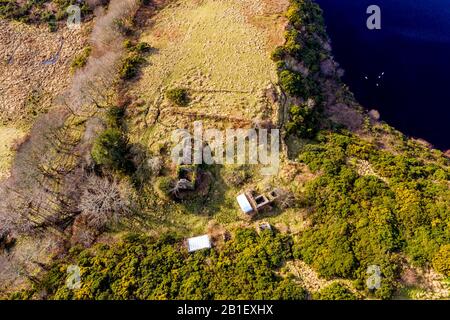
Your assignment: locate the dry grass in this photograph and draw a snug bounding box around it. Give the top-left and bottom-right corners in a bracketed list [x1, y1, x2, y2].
[0, 126, 25, 181]
[281, 260, 361, 298]
[0, 19, 91, 126]
[0, 233, 65, 297]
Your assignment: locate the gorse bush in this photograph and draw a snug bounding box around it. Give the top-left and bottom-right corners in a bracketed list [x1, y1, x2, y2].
[134, 42, 152, 53]
[120, 52, 145, 80]
[279, 70, 308, 98]
[273, 0, 326, 139]
[432, 245, 450, 277]
[313, 282, 357, 300]
[284, 29, 302, 56]
[119, 42, 153, 80]
[19, 230, 308, 300]
[70, 47, 92, 73]
[286, 0, 326, 37]
[270, 46, 286, 62]
[124, 40, 152, 53]
[285, 102, 319, 138]
[166, 88, 190, 106]
[106, 106, 125, 128]
[294, 131, 450, 299]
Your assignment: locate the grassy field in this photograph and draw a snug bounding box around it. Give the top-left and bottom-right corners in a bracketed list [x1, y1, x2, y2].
[119, 0, 292, 237]
[128, 0, 288, 132]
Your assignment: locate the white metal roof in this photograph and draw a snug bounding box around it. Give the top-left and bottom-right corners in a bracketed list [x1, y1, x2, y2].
[237, 194, 253, 214]
[187, 235, 211, 252]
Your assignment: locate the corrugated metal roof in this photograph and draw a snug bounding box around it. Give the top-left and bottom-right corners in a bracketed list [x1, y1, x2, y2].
[237, 194, 253, 214]
[187, 235, 211, 252]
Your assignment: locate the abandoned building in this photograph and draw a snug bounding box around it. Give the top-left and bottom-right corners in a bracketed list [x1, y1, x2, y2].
[236, 188, 283, 218]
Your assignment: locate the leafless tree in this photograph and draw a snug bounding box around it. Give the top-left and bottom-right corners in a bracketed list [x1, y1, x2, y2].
[169, 179, 195, 198]
[1, 109, 89, 235]
[78, 175, 132, 231]
[0, 0, 141, 238]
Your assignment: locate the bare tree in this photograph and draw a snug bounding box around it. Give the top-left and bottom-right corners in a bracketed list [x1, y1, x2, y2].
[0, 0, 141, 238]
[78, 175, 132, 231]
[169, 179, 195, 198]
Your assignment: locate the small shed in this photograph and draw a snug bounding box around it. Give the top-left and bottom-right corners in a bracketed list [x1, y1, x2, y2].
[187, 235, 211, 253]
[236, 193, 254, 215]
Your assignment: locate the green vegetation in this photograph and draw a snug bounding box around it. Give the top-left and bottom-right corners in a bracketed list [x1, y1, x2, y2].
[270, 46, 286, 62]
[120, 53, 145, 80]
[285, 0, 326, 38]
[13, 229, 307, 300]
[313, 282, 357, 300]
[5, 0, 449, 301]
[70, 47, 91, 73]
[106, 106, 126, 128]
[124, 40, 152, 54]
[274, 0, 327, 139]
[285, 102, 319, 138]
[166, 88, 190, 107]
[91, 128, 130, 172]
[119, 42, 152, 80]
[432, 245, 450, 277]
[293, 131, 450, 299]
[278, 69, 309, 98]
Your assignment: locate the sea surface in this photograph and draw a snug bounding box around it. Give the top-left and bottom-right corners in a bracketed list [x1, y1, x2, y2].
[316, 0, 450, 150]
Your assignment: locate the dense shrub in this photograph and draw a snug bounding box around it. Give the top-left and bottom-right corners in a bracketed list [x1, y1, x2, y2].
[120, 52, 145, 80]
[166, 88, 190, 106]
[284, 29, 302, 56]
[91, 128, 130, 171]
[313, 283, 357, 300]
[124, 40, 152, 53]
[285, 102, 319, 138]
[271, 46, 286, 62]
[20, 230, 307, 300]
[134, 42, 152, 53]
[286, 0, 326, 38]
[295, 131, 450, 298]
[119, 41, 154, 80]
[70, 47, 92, 73]
[106, 106, 125, 128]
[432, 245, 450, 277]
[279, 70, 309, 98]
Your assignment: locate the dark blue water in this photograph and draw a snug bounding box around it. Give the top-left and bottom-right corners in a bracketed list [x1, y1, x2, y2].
[316, 0, 450, 150]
